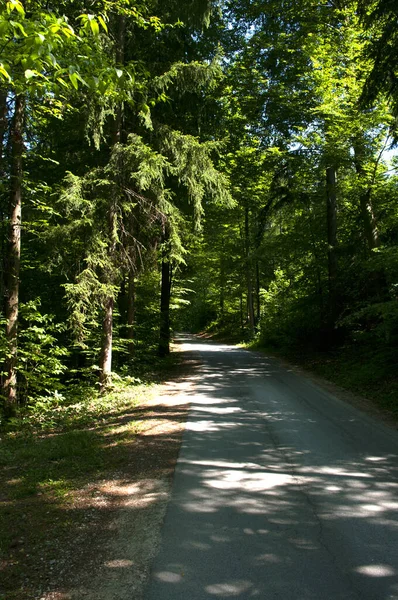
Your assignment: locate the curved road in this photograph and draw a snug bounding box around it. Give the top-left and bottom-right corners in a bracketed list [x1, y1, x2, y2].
[145, 335, 398, 599]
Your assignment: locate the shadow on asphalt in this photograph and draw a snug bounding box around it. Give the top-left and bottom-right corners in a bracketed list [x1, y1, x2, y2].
[145, 333, 398, 600]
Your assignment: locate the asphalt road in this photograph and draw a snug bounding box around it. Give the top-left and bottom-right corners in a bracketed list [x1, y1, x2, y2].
[145, 335, 398, 599]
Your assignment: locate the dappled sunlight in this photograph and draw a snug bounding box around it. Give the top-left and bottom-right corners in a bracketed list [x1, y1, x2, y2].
[104, 559, 134, 568]
[205, 580, 253, 596]
[146, 337, 398, 600]
[180, 342, 239, 353]
[355, 565, 397, 577]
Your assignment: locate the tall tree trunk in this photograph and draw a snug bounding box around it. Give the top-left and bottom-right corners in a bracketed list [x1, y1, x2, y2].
[99, 296, 114, 388]
[159, 250, 172, 357]
[0, 90, 7, 158]
[219, 240, 225, 322]
[245, 205, 255, 336]
[127, 270, 135, 359]
[255, 260, 261, 323]
[2, 95, 24, 415]
[98, 15, 126, 388]
[353, 143, 384, 299]
[307, 207, 324, 315]
[326, 165, 338, 328]
[353, 145, 380, 251]
[0, 89, 8, 310]
[359, 189, 380, 251]
[99, 202, 117, 390]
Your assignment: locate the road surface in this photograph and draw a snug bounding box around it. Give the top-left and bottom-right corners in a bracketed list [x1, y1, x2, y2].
[145, 336, 398, 599]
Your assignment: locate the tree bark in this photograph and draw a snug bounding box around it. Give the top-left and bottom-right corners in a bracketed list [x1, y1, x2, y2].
[245, 205, 255, 336]
[0, 89, 8, 310]
[353, 145, 380, 251]
[159, 256, 172, 357]
[2, 95, 24, 415]
[99, 296, 114, 388]
[98, 14, 125, 388]
[127, 270, 135, 359]
[255, 260, 261, 323]
[219, 240, 225, 322]
[359, 189, 380, 251]
[326, 165, 338, 328]
[0, 90, 7, 157]
[353, 143, 385, 299]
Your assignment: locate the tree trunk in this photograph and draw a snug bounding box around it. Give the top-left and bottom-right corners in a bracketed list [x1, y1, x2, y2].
[0, 89, 8, 310]
[353, 143, 384, 298]
[99, 296, 114, 388]
[255, 260, 261, 323]
[359, 189, 380, 250]
[0, 90, 7, 157]
[159, 257, 172, 357]
[326, 165, 338, 328]
[219, 242, 225, 322]
[99, 198, 117, 391]
[98, 14, 125, 388]
[127, 271, 135, 359]
[307, 207, 324, 315]
[353, 145, 380, 251]
[245, 205, 255, 336]
[2, 95, 24, 415]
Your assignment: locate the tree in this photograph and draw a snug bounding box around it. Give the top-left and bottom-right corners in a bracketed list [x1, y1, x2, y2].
[0, 0, 114, 412]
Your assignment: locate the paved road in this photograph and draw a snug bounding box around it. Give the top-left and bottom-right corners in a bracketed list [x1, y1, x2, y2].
[145, 336, 398, 599]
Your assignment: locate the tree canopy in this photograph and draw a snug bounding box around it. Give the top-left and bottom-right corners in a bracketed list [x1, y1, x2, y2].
[1, 0, 397, 421]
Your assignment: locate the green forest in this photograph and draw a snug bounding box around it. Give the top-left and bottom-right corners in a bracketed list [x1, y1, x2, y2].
[1, 0, 398, 424]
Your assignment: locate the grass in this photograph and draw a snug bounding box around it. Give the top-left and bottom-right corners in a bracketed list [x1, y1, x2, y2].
[0, 346, 182, 600]
[0, 351, 183, 598]
[0, 382, 146, 561]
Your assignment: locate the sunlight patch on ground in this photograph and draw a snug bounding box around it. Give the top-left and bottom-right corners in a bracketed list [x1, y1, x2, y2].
[155, 571, 184, 583]
[204, 469, 295, 492]
[180, 343, 238, 353]
[205, 580, 253, 596]
[186, 420, 239, 432]
[355, 564, 396, 577]
[192, 406, 243, 415]
[104, 559, 134, 568]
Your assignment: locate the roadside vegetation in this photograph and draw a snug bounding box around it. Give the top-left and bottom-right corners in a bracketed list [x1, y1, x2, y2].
[1, 0, 398, 596]
[0, 352, 188, 600]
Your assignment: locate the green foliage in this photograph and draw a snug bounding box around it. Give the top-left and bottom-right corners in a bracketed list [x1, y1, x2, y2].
[3, 377, 150, 433]
[0, 299, 68, 409]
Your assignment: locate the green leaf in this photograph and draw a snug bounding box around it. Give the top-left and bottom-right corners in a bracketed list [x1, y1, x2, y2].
[25, 69, 35, 79]
[69, 72, 79, 90]
[98, 15, 108, 33]
[75, 72, 88, 87]
[0, 63, 11, 82]
[56, 77, 69, 89]
[7, 0, 24, 15]
[89, 18, 99, 37]
[10, 20, 27, 37]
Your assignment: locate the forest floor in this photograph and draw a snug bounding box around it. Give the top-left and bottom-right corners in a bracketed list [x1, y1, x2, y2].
[0, 347, 200, 600]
